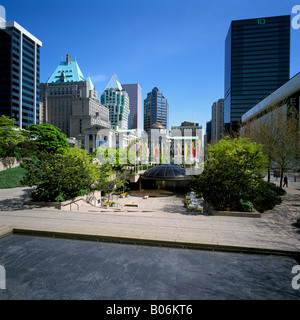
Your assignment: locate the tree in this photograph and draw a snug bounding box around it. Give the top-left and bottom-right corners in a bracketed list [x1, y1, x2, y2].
[191, 137, 268, 211]
[26, 123, 69, 154]
[241, 105, 300, 187]
[0, 115, 28, 168]
[21, 148, 111, 202]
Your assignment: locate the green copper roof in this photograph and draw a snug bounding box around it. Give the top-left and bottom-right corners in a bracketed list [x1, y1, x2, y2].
[86, 76, 95, 91]
[47, 57, 86, 83]
[105, 74, 123, 91]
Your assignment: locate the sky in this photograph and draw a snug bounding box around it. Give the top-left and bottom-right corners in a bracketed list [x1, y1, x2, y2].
[1, 0, 300, 129]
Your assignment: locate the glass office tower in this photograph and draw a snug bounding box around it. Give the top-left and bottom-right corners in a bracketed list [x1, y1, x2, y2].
[101, 74, 130, 130]
[0, 7, 42, 128]
[144, 87, 169, 131]
[224, 15, 290, 133]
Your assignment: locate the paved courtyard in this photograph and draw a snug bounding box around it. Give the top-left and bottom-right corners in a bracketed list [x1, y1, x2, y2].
[0, 234, 299, 300]
[0, 181, 299, 300]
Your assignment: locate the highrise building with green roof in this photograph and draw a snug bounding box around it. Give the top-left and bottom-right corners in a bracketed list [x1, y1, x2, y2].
[39, 54, 110, 146]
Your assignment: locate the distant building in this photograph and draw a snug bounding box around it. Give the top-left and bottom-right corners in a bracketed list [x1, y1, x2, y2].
[205, 120, 212, 145]
[122, 83, 142, 135]
[224, 15, 290, 133]
[242, 72, 300, 124]
[39, 54, 110, 146]
[0, 5, 42, 128]
[144, 87, 169, 131]
[101, 74, 130, 130]
[211, 99, 224, 141]
[145, 122, 170, 164]
[170, 121, 202, 167]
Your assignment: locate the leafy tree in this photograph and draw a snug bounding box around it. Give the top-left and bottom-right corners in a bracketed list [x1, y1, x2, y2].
[0, 115, 28, 168]
[26, 123, 69, 154]
[21, 148, 110, 202]
[191, 137, 268, 211]
[96, 146, 135, 169]
[241, 105, 300, 187]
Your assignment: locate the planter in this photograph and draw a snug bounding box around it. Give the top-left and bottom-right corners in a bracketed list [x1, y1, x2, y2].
[204, 201, 261, 218]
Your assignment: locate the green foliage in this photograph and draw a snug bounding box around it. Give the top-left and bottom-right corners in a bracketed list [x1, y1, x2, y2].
[26, 123, 69, 154]
[237, 199, 254, 212]
[191, 137, 269, 211]
[21, 148, 110, 202]
[0, 115, 28, 162]
[251, 180, 283, 213]
[0, 166, 27, 189]
[96, 146, 135, 168]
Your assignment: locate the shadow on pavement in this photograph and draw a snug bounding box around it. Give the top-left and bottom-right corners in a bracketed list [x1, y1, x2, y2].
[0, 187, 35, 211]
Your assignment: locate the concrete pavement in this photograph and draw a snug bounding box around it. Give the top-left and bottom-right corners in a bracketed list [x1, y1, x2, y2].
[0, 184, 299, 258]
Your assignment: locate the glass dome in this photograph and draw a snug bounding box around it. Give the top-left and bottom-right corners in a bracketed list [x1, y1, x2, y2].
[142, 164, 187, 180]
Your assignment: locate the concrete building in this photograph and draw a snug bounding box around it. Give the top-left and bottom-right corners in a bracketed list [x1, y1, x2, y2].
[224, 15, 290, 133]
[241, 72, 300, 124]
[170, 121, 202, 168]
[211, 99, 224, 142]
[145, 122, 170, 164]
[144, 87, 169, 131]
[101, 75, 130, 130]
[39, 54, 110, 146]
[121, 84, 142, 135]
[0, 5, 42, 128]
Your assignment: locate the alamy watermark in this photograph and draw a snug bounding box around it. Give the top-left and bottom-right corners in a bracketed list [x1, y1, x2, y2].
[292, 5, 300, 30]
[0, 265, 5, 290]
[291, 265, 300, 290]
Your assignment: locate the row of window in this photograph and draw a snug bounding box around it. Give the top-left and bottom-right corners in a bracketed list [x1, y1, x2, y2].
[232, 35, 290, 44]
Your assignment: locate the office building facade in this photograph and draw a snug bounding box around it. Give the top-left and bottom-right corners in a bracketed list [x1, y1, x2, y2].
[121, 83, 142, 135]
[211, 98, 224, 141]
[0, 6, 42, 128]
[224, 15, 290, 133]
[144, 87, 169, 131]
[101, 74, 130, 130]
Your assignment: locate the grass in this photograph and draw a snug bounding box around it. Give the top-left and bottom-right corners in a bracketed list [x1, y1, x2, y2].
[0, 166, 28, 188]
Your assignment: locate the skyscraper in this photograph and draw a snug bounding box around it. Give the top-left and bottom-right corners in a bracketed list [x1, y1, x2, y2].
[101, 74, 130, 130]
[121, 83, 142, 135]
[211, 98, 224, 142]
[39, 54, 110, 145]
[0, 6, 42, 128]
[144, 87, 169, 131]
[224, 15, 290, 133]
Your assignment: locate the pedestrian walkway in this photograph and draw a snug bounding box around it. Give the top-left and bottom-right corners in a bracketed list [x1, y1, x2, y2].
[0, 185, 299, 258]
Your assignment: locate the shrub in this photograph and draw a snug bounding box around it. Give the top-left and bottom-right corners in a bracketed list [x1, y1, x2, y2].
[252, 180, 282, 213]
[237, 199, 254, 212]
[191, 137, 267, 211]
[21, 148, 108, 202]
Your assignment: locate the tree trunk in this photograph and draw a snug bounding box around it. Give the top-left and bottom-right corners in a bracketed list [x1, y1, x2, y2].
[280, 168, 284, 188]
[267, 158, 271, 182]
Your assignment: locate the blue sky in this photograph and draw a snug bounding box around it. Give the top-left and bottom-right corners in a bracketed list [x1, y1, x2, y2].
[2, 0, 300, 129]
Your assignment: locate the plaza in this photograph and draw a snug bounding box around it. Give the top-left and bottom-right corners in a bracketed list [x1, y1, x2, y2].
[0, 179, 299, 300]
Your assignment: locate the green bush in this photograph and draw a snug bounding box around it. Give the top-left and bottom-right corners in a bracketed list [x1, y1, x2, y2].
[266, 181, 286, 196]
[252, 180, 282, 213]
[237, 199, 254, 212]
[21, 148, 109, 202]
[191, 137, 268, 211]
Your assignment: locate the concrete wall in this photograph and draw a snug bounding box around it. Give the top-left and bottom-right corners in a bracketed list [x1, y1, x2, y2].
[0, 158, 19, 171]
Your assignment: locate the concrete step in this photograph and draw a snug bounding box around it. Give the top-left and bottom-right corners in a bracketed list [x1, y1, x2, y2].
[0, 225, 13, 238]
